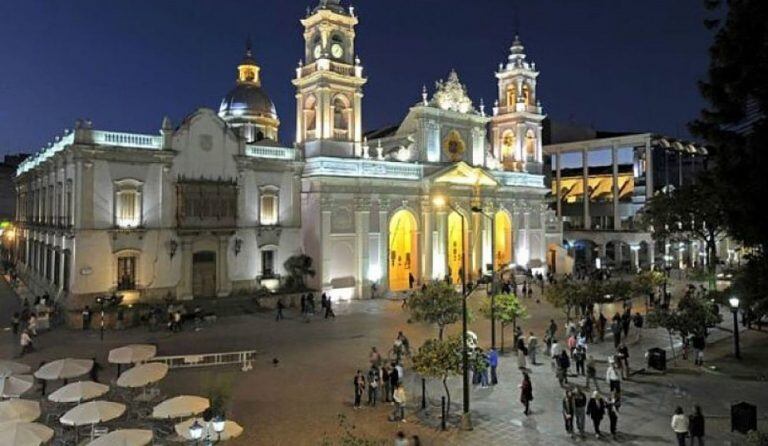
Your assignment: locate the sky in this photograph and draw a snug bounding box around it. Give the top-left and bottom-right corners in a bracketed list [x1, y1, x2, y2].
[0, 0, 717, 157]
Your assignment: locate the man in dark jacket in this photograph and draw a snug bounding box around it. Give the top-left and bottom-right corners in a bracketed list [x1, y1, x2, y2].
[562, 389, 575, 436]
[574, 388, 587, 437]
[587, 392, 606, 438]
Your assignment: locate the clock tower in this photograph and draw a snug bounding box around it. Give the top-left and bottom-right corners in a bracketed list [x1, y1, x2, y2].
[293, 0, 367, 158]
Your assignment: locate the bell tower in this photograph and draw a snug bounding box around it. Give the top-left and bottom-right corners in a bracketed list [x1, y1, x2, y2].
[293, 0, 367, 158]
[490, 35, 545, 174]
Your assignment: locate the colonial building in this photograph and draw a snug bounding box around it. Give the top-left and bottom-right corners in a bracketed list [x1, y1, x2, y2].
[13, 0, 561, 306]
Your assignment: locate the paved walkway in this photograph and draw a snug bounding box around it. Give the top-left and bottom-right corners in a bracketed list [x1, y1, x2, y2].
[1, 277, 766, 445]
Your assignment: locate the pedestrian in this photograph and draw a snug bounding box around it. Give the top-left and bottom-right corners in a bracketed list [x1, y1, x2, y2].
[394, 431, 408, 446]
[527, 332, 539, 365]
[633, 312, 644, 339]
[37, 361, 47, 396]
[519, 372, 533, 415]
[19, 329, 33, 356]
[550, 339, 562, 361]
[514, 325, 523, 347]
[479, 350, 490, 388]
[489, 347, 499, 385]
[586, 356, 599, 390]
[353, 370, 365, 409]
[367, 366, 379, 406]
[611, 320, 621, 348]
[394, 362, 404, 385]
[574, 387, 587, 437]
[606, 360, 621, 394]
[556, 351, 570, 386]
[621, 309, 631, 338]
[548, 319, 558, 340]
[617, 344, 630, 378]
[27, 313, 38, 336]
[307, 293, 315, 314]
[587, 391, 606, 438]
[692, 335, 705, 366]
[389, 362, 400, 396]
[598, 312, 607, 342]
[516, 337, 528, 370]
[607, 393, 620, 439]
[82, 306, 92, 330]
[567, 333, 576, 355]
[369, 347, 382, 368]
[562, 389, 575, 437]
[382, 365, 392, 403]
[275, 298, 285, 321]
[90, 357, 102, 383]
[11, 312, 20, 334]
[324, 295, 335, 319]
[689, 405, 705, 446]
[671, 406, 689, 446]
[408, 272, 415, 289]
[584, 316, 594, 343]
[397, 331, 411, 358]
[573, 344, 586, 376]
[392, 383, 407, 422]
[300, 294, 306, 314]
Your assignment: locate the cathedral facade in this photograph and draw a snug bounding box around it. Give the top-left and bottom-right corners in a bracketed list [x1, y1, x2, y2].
[13, 0, 561, 305]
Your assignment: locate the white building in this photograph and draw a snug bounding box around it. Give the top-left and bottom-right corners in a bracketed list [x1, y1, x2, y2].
[13, 0, 561, 306]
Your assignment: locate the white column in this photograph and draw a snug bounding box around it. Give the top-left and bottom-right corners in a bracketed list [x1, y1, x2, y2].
[582, 148, 590, 229]
[421, 204, 433, 283]
[378, 199, 390, 291]
[435, 210, 447, 280]
[555, 152, 562, 217]
[645, 138, 654, 199]
[612, 143, 620, 230]
[321, 207, 332, 289]
[355, 198, 370, 299]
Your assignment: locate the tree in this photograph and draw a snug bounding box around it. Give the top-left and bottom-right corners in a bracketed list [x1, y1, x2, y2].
[641, 174, 728, 287]
[480, 293, 527, 353]
[408, 281, 466, 340]
[544, 280, 584, 322]
[646, 293, 722, 358]
[412, 336, 463, 420]
[632, 270, 666, 296]
[689, 0, 768, 317]
[282, 254, 315, 291]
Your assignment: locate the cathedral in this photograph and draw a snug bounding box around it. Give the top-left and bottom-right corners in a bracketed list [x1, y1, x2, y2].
[13, 0, 562, 306]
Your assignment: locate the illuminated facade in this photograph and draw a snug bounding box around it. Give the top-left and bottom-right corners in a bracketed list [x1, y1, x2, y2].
[13, 0, 561, 305]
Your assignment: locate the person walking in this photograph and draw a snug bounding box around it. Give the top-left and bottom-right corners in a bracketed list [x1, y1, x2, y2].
[550, 339, 562, 367]
[606, 360, 621, 394]
[692, 335, 706, 366]
[390, 362, 400, 395]
[562, 389, 575, 437]
[573, 344, 586, 376]
[369, 347, 382, 368]
[689, 405, 705, 446]
[19, 329, 33, 356]
[598, 312, 607, 342]
[587, 391, 606, 438]
[633, 312, 644, 340]
[367, 366, 379, 407]
[90, 357, 102, 383]
[607, 394, 620, 439]
[82, 306, 92, 330]
[489, 347, 499, 385]
[519, 372, 533, 415]
[324, 295, 335, 319]
[392, 383, 407, 422]
[586, 356, 599, 390]
[617, 344, 630, 378]
[556, 351, 570, 387]
[527, 333, 539, 365]
[11, 312, 20, 335]
[397, 331, 411, 358]
[382, 365, 392, 403]
[275, 299, 285, 321]
[27, 314, 38, 336]
[574, 387, 587, 437]
[353, 370, 365, 409]
[671, 406, 689, 446]
[300, 294, 306, 315]
[621, 309, 631, 338]
[611, 320, 622, 348]
[516, 337, 528, 370]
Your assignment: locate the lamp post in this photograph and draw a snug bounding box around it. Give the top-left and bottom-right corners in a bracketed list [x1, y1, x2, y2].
[471, 205, 497, 350]
[95, 296, 105, 341]
[189, 419, 203, 445]
[729, 297, 741, 360]
[433, 195, 473, 431]
[212, 414, 226, 443]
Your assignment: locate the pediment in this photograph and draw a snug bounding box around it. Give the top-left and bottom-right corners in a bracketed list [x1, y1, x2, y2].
[430, 162, 498, 187]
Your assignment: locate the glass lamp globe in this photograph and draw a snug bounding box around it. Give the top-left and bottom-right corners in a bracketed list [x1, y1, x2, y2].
[729, 297, 740, 309]
[212, 415, 226, 433]
[189, 420, 204, 440]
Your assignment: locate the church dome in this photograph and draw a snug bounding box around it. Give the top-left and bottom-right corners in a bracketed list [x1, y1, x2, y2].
[218, 83, 277, 122]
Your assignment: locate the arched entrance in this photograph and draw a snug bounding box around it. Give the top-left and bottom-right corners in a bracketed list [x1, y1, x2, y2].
[494, 211, 513, 269]
[448, 211, 465, 284]
[192, 251, 216, 297]
[388, 210, 418, 291]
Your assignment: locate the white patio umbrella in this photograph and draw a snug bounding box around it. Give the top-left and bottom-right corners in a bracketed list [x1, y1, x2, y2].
[116, 363, 168, 388]
[0, 400, 40, 424]
[60, 400, 125, 427]
[0, 422, 53, 446]
[34, 358, 93, 381]
[0, 375, 34, 398]
[85, 428, 152, 446]
[48, 381, 109, 403]
[0, 361, 31, 378]
[108, 345, 157, 365]
[152, 395, 209, 419]
[175, 417, 243, 441]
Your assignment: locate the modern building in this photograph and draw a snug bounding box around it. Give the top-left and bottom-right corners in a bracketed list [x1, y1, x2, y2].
[12, 0, 561, 307]
[543, 122, 730, 272]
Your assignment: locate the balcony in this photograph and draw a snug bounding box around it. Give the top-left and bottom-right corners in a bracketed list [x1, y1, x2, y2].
[244, 145, 298, 161]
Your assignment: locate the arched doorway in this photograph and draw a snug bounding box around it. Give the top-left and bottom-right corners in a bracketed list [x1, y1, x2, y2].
[388, 210, 418, 291]
[494, 211, 513, 269]
[192, 251, 216, 297]
[448, 211, 464, 284]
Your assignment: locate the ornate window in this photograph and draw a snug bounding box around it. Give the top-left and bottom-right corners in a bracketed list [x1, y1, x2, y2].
[332, 95, 350, 139]
[525, 129, 537, 161]
[506, 85, 517, 107]
[261, 250, 275, 278]
[259, 186, 279, 226]
[114, 179, 143, 228]
[304, 95, 317, 138]
[522, 84, 532, 106]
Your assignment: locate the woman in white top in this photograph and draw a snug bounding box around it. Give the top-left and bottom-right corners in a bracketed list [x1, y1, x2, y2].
[671, 406, 689, 446]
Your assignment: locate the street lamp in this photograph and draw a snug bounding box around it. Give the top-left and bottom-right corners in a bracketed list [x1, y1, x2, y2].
[470, 205, 497, 351]
[212, 414, 226, 442]
[95, 296, 105, 341]
[729, 297, 741, 360]
[432, 195, 472, 431]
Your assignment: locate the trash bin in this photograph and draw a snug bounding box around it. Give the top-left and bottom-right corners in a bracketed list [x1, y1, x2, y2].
[647, 347, 666, 371]
[731, 402, 757, 434]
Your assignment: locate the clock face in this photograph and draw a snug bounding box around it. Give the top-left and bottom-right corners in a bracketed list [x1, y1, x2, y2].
[313, 44, 322, 59]
[331, 43, 343, 59]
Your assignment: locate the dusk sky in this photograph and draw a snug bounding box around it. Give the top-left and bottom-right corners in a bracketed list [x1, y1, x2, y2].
[0, 0, 716, 157]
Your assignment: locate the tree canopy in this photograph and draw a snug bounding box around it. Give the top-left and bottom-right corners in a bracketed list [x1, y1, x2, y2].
[407, 281, 467, 340]
[480, 292, 528, 351]
[646, 293, 722, 339]
[412, 336, 464, 419]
